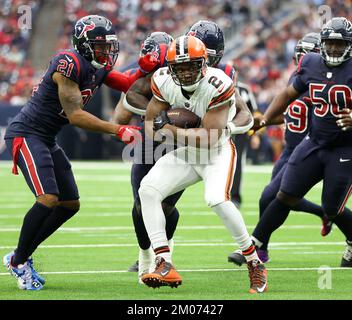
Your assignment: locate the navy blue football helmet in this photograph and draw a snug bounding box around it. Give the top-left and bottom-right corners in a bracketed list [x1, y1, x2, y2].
[320, 17, 352, 66]
[293, 32, 321, 65]
[72, 15, 119, 69]
[140, 32, 174, 70]
[187, 20, 224, 67]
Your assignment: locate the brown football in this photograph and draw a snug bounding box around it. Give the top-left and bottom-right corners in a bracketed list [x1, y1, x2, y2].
[167, 108, 201, 128]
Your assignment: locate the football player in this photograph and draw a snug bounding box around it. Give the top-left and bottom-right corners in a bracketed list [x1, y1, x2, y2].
[121, 26, 253, 282]
[228, 32, 342, 265]
[229, 17, 352, 268]
[114, 32, 181, 282]
[2, 15, 159, 291]
[187, 20, 258, 208]
[138, 35, 268, 293]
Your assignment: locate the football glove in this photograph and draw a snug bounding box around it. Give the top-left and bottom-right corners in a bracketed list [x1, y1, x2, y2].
[138, 52, 160, 74]
[116, 125, 142, 144]
[153, 110, 171, 131]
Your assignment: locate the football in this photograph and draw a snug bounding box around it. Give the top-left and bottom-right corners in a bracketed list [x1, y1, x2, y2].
[167, 107, 201, 128]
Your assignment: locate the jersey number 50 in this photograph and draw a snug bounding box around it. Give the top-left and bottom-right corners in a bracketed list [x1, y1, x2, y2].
[310, 84, 352, 117]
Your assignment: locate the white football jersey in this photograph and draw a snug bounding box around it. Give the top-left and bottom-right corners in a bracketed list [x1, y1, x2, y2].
[151, 66, 236, 147]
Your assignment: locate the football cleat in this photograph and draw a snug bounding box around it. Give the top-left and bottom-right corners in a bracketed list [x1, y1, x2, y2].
[247, 259, 268, 294]
[3, 252, 43, 290]
[257, 249, 270, 263]
[141, 256, 182, 288]
[321, 216, 333, 237]
[27, 256, 46, 285]
[228, 248, 270, 266]
[340, 243, 352, 267]
[128, 260, 139, 272]
[228, 249, 246, 266]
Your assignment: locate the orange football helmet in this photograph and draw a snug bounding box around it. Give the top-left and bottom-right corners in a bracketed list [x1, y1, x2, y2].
[166, 35, 208, 90]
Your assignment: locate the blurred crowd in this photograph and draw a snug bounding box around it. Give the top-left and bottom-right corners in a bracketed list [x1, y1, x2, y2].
[0, 0, 40, 105]
[1, 0, 352, 162]
[59, 0, 237, 67]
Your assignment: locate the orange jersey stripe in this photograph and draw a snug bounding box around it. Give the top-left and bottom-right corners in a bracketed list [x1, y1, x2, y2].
[151, 77, 164, 100]
[210, 83, 236, 107]
[225, 139, 236, 201]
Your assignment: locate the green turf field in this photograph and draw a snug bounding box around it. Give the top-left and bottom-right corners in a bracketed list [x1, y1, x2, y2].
[0, 160, 351, 300]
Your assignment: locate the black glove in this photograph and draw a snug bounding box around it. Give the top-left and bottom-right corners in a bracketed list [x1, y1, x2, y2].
[153, 110, 171, 130]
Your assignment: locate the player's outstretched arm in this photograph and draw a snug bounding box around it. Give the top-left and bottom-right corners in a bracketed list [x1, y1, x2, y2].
[104, 53, 160, 93]
[112, 93, 134, 125]
[261, 84, 300, 127]
[124, 74, 153, 116]
[53, 72, 140, 144]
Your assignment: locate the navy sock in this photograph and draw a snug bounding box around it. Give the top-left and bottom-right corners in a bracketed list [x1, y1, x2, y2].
[293, 198, 324, 218]
[13, 202, 52, 266]
[27, 206, 78, 257]
[253, 198, 291, 250]
[132, 204, 151, 250]
[165, 207, 179, 240]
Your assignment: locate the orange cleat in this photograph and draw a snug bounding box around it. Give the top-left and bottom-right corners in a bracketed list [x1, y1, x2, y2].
[141, 256, 182, 288]
[247, 259, 268, 294]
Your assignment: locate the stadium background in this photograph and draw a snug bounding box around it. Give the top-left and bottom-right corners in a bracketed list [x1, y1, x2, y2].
[1, 0, 351, 162]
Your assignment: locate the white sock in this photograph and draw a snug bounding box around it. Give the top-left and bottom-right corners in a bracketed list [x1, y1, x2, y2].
[168, 238, 174, 255]
[138, 247, 154, 277]
[251, 235, 263, 248]
[139, 185, 168, 250]
[212, 201, 253, 251]
[156, 252, 172, 263]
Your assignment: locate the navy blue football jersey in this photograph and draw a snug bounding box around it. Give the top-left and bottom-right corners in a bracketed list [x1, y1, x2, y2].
[216, 63, 236, 83]
[284, 71, 312, 150]
[5, 50, 110, 143]
[292, 52, 352, 147]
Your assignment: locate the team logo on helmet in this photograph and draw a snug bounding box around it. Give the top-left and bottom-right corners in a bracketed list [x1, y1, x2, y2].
[75, 20, 96, 39]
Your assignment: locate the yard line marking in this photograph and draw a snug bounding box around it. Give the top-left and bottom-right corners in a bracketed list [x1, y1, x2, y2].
[0, 161, 273, 172]
[293, 251, 343, 254]
[0, 225, 328, 232]
[0, 266, 350, 277]
[0, 241, 346, 250]
[0, 196, 133, 203]
[0, 203, 213, 209]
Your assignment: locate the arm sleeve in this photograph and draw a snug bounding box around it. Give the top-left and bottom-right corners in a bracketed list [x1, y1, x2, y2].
[292, 55, 309, 93]
[51, 52, 81, 84]
[104, 69, 145, 93]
